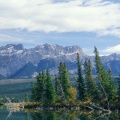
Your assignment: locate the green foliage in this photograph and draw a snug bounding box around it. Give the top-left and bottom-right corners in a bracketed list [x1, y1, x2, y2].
[58, 62, 72, 100]
[32, 111, 59, 120]
[46, 69, 56, 104]
[30, 47, 118, 107]
[94, 47, 117, 101]
[24, 93, 29, 102]
[76, 53, 86, 100]
[31, 70, 56, 104]
[31, 82, 36, 101]
[118, 82, 120, 101]
[31, 62, 77, 105]
[25, 112, 29, 120]
[55, 75, 59, 98]
[31, 71, 45, 102]
[116, 75, 120, 101]
[84, 59, 101, 102]
[0, 82, 31, 100]
[0, 84, 30, 103]
[36, 71, 46, 102]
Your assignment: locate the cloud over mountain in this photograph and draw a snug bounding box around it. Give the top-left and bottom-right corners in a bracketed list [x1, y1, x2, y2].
[101, 44, 120, 55]
[0, 0, 120, 37]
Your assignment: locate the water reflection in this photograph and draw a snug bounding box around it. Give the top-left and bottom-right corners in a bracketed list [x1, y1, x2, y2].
[31, 110, 79, 120]
[30, 110, 120, 120]
[0, 105, 119, 120]
[4, 103, 24, 119]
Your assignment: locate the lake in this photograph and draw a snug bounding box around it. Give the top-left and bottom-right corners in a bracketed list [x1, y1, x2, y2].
[0, 105, 119, 120]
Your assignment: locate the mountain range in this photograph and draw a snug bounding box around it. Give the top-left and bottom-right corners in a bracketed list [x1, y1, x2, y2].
[0, 44, 120, 78]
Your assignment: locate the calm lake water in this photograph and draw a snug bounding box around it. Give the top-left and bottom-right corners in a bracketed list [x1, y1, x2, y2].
[0, 105, 119, 120]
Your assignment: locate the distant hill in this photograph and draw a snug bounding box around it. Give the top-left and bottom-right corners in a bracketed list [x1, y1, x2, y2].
[9, 62, 37, 78]
[104, 60, 120, 75]
[37, 58, 56, 72]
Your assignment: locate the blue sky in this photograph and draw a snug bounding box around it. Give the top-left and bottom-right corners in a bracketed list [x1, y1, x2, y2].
[0, 0, 120, 55]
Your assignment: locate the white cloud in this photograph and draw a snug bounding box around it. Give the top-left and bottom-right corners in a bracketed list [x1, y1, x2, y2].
[0, 0, 120, 37]
[0, 33, 22, 42]
[0, 33, 34, 44]
[101, 44, 120, 55]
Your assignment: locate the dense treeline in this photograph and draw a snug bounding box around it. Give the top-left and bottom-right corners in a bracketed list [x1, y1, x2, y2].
[31, 47, 120, 109]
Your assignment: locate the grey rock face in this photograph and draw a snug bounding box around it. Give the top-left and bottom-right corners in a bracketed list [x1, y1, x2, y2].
[0, 44, 84, 77]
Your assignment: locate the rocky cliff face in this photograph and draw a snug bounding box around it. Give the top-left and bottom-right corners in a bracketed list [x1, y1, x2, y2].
[0, 44, 84, 77]
[0, 44, 120, 78]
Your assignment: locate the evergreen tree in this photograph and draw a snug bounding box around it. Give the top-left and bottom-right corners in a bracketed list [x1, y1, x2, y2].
[46, 69, 56, 104]
[35, 73, 42, 101]
[76, 53, 86, 100]
[55, 75, 59, 96]
[94, 47, 117, 102]
[62, 63, 71, 99]
[58, 62, 63, 81]
[107, 69, 117, 100]
[24, 93, 29, 102]
[31, 71, 46, 102]
[31, 82, 36, 101]
[36, 72, 46, 102]
[116, 75, 120, 101]
[84, 59, 101, 102]
[118, 80, 120, 101]
[58, 62, 72, 101]
[55, 72, 66, 102]
[40, 71, 46, 103]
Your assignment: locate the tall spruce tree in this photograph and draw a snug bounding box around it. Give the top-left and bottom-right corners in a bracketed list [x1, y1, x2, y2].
[36, 72, 46, 102]
[62, 63, 71, 98]
[116, 75, 120, 101]
[58, 62, 72, 101]
[41, 71, 47, 103]
[31, 71, 46, 102]
[57, 62, 64, 100]
[84, 59, 101, 102]
[46, 69, 56, 104]
[55, 73, 66, 102]
[58, 62, 63, 81]
[76, 53, 86, 100]
[94, 47, 117, 102]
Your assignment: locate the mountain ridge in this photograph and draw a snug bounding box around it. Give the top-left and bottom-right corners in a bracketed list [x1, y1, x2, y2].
[0, 44, 120, 78]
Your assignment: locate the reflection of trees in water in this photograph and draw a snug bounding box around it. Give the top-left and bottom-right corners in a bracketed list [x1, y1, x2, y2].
[31, 111, 77, 120]
[30, 110, 120, 120]
[25, 112, 29, 120]
[31, 111, 89, 120]
[31, 111, 58, 120]
[108, 111, 120, 120]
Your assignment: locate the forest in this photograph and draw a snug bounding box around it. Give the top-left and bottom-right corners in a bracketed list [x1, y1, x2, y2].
[30, 47, 120, 111]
